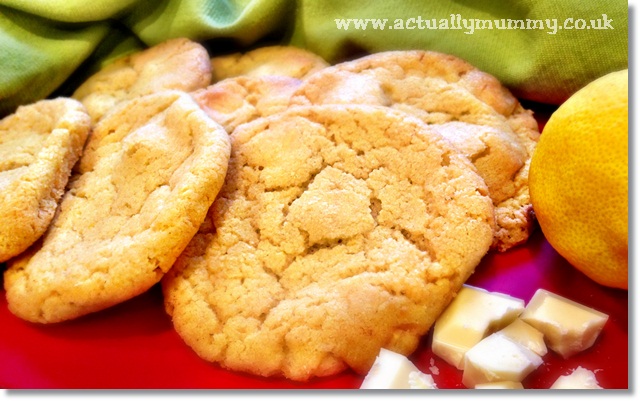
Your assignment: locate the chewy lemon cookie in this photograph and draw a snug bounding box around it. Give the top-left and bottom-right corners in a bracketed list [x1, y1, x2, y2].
[4, 91, 230, 323]
[73, 38, 212, 122]
[163, 105, 495, 381]
[291, 50, 540, 251]
[0, 98, 90, 263]
[191, 75, 302, 133]
[211, 45, 329, 82]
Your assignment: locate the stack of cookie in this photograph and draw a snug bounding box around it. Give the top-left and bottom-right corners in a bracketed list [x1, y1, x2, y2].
[0, 39, 539, 382]
[2, 39, 231, 323]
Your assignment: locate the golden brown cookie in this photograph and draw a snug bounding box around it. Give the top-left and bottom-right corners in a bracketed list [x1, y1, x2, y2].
[0, 98, 90, 263]
[73, 38, 212, 122]
[162, 104, 495, 381]
[291, 50, 540, 251]
[4, 91, 231, 323]
[211, 46, 329, 82]
[191, 75, 301, 133]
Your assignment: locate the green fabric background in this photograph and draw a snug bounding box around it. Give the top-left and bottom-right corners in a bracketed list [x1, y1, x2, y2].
[0, 0, 628, 117]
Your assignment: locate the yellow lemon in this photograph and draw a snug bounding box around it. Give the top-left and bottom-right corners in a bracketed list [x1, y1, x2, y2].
[529, 69, 628, 289]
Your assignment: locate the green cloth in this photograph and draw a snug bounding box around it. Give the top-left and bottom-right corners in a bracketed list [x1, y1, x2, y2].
[0, 0, 627, 117]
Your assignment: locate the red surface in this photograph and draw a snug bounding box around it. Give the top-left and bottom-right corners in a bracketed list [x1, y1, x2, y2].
[0, 106, 628, 389]
[0, 228, 628, 389]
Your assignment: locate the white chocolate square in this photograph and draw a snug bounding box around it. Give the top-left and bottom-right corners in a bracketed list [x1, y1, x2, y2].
[432, 285, 525, 368]
[520, 289, 608, 358]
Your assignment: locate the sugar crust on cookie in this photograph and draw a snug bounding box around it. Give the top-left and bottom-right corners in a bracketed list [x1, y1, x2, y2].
[291, 50, 540, 251]
[211, 45, 329, 82]
[0, 98, 90, 263]
[73, 38, 212, 122]
[162, 104, 494, 381]
[191, 75, 302, 133]
[4, 91, 231, 323]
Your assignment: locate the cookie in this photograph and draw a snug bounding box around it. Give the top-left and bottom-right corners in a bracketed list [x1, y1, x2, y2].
[162, 104, 495, 381]
[191, 75, 302, 133]
[72, 38, 212, 122]
[0, 98, 90, 263]
[4, 91, 231, 323]
[291, 50, 540, 251]
[211, 45, 329, 82]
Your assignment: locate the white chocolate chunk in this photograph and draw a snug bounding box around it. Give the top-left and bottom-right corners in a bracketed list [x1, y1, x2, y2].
[360, 348, 437, 389]
[475, 381, 525, 389]
[520, 289, 609, 358]
[499, 318, 548, 356]
[550, 367, 603, 389]
[432, 285, 525, 368]
[408, 371, 438, 389]
[462, 332, 543, 389]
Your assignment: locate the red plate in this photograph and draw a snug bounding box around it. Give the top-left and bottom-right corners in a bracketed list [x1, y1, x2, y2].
[0, 108, 628, 389]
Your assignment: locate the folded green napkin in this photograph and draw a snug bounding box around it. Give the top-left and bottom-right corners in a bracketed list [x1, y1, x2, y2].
[0, 0, 627, 117]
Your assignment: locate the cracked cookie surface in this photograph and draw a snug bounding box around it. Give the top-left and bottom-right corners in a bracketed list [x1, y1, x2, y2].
[211, 46, 329, 82]
[162, 104, 494, 381]
[73, 38, 212, 123]
[0, 98, 90, 263]
[4, 91, 231, 323]
[291, 50, 540, 251]
[192, 75, 301, 133]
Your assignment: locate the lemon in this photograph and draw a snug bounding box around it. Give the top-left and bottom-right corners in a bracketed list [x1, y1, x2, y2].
[529, 69, 628, 290]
